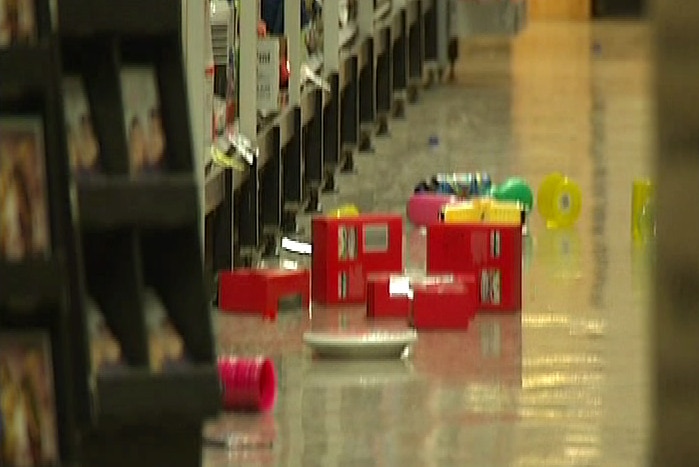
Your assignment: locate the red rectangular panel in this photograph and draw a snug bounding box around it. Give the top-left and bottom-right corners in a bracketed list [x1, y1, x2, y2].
[426, 223, 522, 312]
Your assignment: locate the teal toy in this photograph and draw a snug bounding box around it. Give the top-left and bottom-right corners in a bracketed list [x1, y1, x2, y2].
[489, 177, 534, 211]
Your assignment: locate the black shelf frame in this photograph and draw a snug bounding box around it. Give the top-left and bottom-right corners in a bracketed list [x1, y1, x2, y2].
[54, 0, 221, 464]
[0, 0, 82, 464]
[78, 176, 200, 230]
[206, 0, 439, 271]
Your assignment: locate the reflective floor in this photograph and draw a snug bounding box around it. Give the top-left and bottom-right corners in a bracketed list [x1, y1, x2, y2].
[205, 20, 653, 466]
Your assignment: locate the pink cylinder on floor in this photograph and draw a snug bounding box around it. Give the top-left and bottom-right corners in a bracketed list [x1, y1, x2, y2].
[218, 357, 277, 412]
[407, 193, 457, 226]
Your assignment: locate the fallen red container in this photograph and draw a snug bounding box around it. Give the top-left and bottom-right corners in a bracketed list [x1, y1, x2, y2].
[218, 357, 277, 412]
[366, 274, 412, 319]
[411, 278, 478, 330]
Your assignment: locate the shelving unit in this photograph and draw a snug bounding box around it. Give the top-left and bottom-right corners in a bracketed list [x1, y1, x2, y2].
[202, 0, 445, 278]
[0, 1, 81, 465]
[54, 0, 220, 464]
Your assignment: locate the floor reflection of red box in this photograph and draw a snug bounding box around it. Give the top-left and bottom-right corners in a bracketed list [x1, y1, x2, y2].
[414, 314, 522, 385]
[218, 268, 310, 320]
[312, 215, 403, 304]
[427, 223, 522, 312]
[411, 280, 478, 330]
[366, 274, 411, 319]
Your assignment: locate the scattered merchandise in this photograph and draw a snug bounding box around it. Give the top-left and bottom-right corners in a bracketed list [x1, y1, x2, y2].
[414, 172, 493, 198]
[312, 214, 403, 304]
[280, 237, 313, 255]
[442, 198, 523, 225]
[411, 174, 532, 230]
[490, 177, 533, 211]
[303, 330, 418, 359]
[366, 274, 412, 319]
[632, 178, 655, 241]
[0, 331, 59, 466]
[327, 203, 360, 218]
[411, 278, 478, 330]
[0, 117, 51, 261]
[427, 222, 523, 312]
[218, 356, 277, 412]
[406, 192, 456, 226]
[537, 172, 582, 229]
[219, 268, 311, 320]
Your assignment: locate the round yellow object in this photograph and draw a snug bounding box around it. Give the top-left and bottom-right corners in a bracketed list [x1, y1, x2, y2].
[329, 204, 360, 217]
[536, 173, 564, 221]
[537, 173, 582, 229]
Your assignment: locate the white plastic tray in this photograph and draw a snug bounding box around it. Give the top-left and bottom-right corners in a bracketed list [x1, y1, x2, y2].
[303, 330, 418, 359]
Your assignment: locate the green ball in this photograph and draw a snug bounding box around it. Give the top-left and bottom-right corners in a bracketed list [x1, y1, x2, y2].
[492, 177, 533, 211]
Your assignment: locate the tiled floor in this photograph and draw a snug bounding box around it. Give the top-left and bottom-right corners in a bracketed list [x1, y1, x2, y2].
[205, 20, 653, 466]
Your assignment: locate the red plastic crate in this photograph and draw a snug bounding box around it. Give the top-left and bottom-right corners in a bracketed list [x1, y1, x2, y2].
[411, 280, 478, 330]
[426, 223, 522, 312]
[218, 268, 310, 320]
[366, 274, 412, 319]
[312, 214, 403, 304]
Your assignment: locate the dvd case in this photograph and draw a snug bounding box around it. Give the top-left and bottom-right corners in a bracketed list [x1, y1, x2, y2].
[144, 289, 188, 372]
[0, 0, 37, 48]
[119, 67, 167, 176]
[85, 297, 125, 374]
[62, 76, 103, 178]
[0, 331, 59, 466]
[0, 117, 51, 262]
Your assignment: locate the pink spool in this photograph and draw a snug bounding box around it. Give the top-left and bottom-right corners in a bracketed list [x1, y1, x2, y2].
[218, 357, 277, 412]
[407, 193, 457, 227]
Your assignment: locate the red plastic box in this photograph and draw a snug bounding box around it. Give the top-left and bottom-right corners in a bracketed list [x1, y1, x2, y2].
[312, 214, 404, 304]
[426, 223, 522, 312]
[411, 279, 478, 330]
[218, 268, 310, 320]
[366, 274, 412, 319]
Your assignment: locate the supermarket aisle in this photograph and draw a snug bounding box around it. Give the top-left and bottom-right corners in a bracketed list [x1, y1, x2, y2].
[206, 21, 653, 466]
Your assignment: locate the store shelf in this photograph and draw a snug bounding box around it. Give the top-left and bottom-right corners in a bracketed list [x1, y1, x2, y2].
[205, 166, 226, 215]
[211, 0, 445, 266]
[0, 259, 65, 310]
[78, 176, 199, 229]
[0, 44, 53, 96]
[301, 84, 318, 126]
[58, 0, 180, 36]
[94, 366, 221, 424]
[375, 1, 393, 23]
[340, 22, 359, 49]
[306, 54, 324, 78]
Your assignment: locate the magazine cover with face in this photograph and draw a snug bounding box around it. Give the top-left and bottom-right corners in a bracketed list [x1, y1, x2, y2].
[62, 76, 103, 179]
[119, 67, 167, 176]
[0, 332, 59, 466]
[0, 0, 37, 48]
[0, 117, 51, 262]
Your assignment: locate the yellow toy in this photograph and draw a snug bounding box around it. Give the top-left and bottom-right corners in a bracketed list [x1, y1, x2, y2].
[328, 204, 360, 218]
[441, 198, 523, 225]
[631, 178, 655, 241]
[537, 173, 582, 229]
